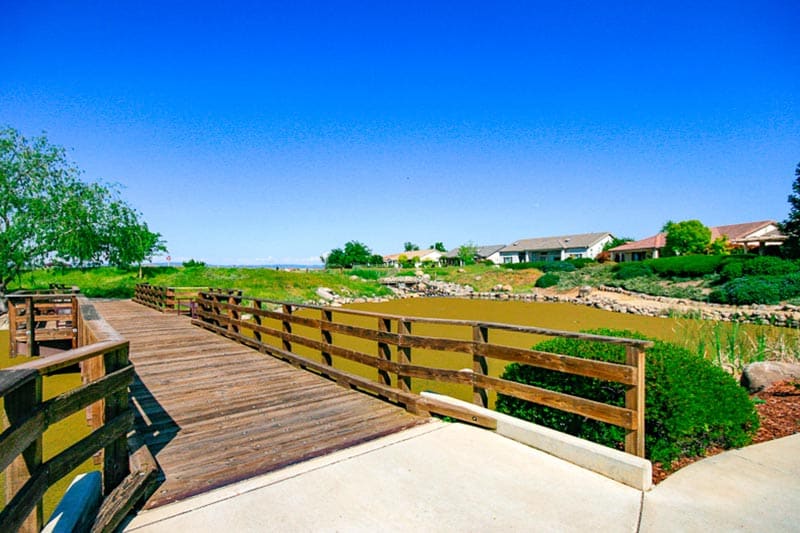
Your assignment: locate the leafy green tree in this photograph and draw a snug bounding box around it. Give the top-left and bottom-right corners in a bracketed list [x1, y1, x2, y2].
[457, 242, 478, 265]
[0, 127, 166, 295]
[603, 237, 633, 251]
[403, 241, 420, 252]
[707, 236, 731, 255]
[430, 242, 446, 252]
[779, 162, 800, 258]
[662, 220, 711, 256]
[324, 240, 374, 268]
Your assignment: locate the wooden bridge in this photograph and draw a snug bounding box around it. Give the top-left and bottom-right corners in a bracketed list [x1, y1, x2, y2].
[1, 286, 651, 531]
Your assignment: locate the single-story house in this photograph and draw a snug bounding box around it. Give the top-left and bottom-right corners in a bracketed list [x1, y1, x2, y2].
[499, 232, 614, 264]
[383, 249, 444, 267]
[442, 244, 506, 266]
[609, 220, 786, 262]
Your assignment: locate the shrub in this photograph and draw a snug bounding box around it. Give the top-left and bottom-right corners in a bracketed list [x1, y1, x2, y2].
[742, 256, 799, 277]
[566, 258, 596, 269]
[350, 269, 381, 280]
[495, 329, 759, 465]
[646, 255, 724, 278]
[535, 273, 559, 288]
[503, 261, 576, 273]
[718, 261, 744, 282]
[709, 273, 800, 305]
[613, 262, 652, 280]
[182, 259, 206, 269]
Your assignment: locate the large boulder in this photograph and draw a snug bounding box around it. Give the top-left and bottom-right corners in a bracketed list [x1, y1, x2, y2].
[741, 361, 800, 392]
[316, 287, 337, 302]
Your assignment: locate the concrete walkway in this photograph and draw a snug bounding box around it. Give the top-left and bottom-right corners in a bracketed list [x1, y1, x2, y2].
[123, 423, 799, 532]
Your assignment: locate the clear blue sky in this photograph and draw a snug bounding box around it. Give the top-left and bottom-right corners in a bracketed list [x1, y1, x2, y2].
[2, 1, 798, 265]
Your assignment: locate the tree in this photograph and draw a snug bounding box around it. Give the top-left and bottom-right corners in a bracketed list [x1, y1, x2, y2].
[457, 242, 478, 265]
[403, 241, 419, 252]
[603, 237, 633, 251]
[323, 240, 374, 268]
[430, 242, 446, 252]
[662, 220, 711, 256]
[779, 162, 800, 258]
[0, 127, 166, 295]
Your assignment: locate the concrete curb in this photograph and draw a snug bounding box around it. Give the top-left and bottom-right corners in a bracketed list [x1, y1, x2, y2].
[421, 391, 652, 490]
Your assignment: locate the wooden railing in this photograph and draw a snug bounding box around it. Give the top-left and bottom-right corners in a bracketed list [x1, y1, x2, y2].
[192, 289, 652, 457]
[133, 284, 202, 315]
[7, 292, 79, 358]
[0, 297, 158, 532]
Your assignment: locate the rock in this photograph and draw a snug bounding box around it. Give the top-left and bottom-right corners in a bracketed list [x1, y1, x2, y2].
[503, 284, 513, 293]
[422, 274, 431, 281]
[457, 268, 466, 273]
[415, 270, 424, 276]
[349, 275, 360, 280]
[474, 275, 482, 281]
[315, 287, 336, 301]
[578, 285, 592, 297]
[741, 361, 800, 392]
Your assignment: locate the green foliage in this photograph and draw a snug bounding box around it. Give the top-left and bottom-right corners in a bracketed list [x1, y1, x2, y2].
[741, 256, 799, 277]
[324, 240, 375, 268]
[603, 237, 633, 251]
[534, 273, 559, 288]
[0, 127, 166, 289]
[182, 259, 206, 269]
[662, 220, 712, 256]
[457, 242, 478, 265]
[708, 236, 731, 255]
[778, 162, 800, 258]
[502, 261, 577, 272]
[349, 268, 381, 280]
[718, 261, 744, 282]
[647, 255, 724, 278]
[495, 329, 759, 464]
[430, 242, 446, 252]
[403, 242, 420, 252]
[613, 262, 653, 280]
[709, 273, 800, 305]
[567, 258, 597, 269]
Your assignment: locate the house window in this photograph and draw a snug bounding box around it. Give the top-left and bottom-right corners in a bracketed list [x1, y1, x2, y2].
[503, 256, 513, 264]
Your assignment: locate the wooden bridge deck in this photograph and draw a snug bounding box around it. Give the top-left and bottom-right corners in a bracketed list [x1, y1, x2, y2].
[93, 300, 425, 509]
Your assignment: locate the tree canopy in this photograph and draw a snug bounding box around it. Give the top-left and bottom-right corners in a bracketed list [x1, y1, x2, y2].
[324, 240, 382, 268]
[403, 241, 420, 252]
[0, 127, 166, 291]
[779, 162, 800, 258]
[662, 220, 711, 256]
[430, 242, 446, 252]
[457, 242, 478, 265]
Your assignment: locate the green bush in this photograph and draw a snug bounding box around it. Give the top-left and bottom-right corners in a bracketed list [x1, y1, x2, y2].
[646, 255, 724, 278]
[566, 258, 596, 269]
[718, 261, 744, 282]
[710, 272, 800, 305]
[350, 269, 381, 280]
[495, 329, 759, 465]
[613, 262, 653, 280]
[742, 256, 799, 277]
[502, 261, 576, 272]
[535, 273, 559, 288]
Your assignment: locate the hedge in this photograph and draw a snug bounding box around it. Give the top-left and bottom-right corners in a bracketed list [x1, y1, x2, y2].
[495, 329, 759, 465]
[534, 273, 559, 288]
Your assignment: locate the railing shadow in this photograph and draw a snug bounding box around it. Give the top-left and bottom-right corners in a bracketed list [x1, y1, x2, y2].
[129, 372, 180, 458]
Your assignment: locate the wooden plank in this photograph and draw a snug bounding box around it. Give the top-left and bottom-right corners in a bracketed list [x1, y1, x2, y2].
[624, 346, 646, 457]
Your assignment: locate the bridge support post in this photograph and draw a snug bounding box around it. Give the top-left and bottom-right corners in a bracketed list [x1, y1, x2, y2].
[282, 305, 293, 352]
[624, 346, 646, 458]
[377, 318, 392, 387]
[321, 309, 333, 366]
[397, 319, 411, 393]
[472, 325, 489, 408]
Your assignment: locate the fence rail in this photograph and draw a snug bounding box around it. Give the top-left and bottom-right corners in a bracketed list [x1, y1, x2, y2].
[7, 292, 79, 357]
[133, 284, 203, 315]
[192, 288, 652, 457]
[0, 296, 158, 532]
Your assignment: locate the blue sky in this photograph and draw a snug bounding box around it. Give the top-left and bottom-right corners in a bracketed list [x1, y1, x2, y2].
[2, 1, 798, 265]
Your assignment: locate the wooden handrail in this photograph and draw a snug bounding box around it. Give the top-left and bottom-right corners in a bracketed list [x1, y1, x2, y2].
[0, 297, 158, 532]
[191, 289, 651, 457]
[133, 284, 203, 315]
[6, 293, 78, 358]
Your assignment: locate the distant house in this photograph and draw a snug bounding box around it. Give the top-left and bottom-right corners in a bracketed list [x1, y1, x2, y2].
[443, 244, 506, 266]
[383, 249, 444, 267]
[609, 220, 786, 262]
[499, 232, 614, 264]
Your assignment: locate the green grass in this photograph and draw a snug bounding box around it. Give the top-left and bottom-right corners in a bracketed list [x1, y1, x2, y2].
[13, 266, 393, 302]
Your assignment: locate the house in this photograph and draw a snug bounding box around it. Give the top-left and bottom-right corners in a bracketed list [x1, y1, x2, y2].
[442, 244, 506, 266]
[499, 232, 614, 264]
[383, 249, 444, 267]
[609, 220, 786, 262]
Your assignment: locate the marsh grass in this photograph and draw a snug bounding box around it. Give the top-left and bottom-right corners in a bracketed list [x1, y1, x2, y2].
[672, 318, 800, 376]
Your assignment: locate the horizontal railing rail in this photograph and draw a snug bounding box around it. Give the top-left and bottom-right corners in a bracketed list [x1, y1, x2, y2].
[0, 296, 159, 532]
[133, 284, 205, 315]
[7, 293, 79, 358]
[191, 289, 652, 457]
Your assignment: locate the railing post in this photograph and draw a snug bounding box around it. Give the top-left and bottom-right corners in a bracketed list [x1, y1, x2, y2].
[397, 319, 411, 393]
[26, 296, 36, 357]
[70, 295, 79, 349]
[3, 373, 43, 532]
[282, 304, 293, 352]
[252, 299, 263, 343]
[625, 345, 646, 457]
[228, 293, 240, 334]
[321, 309, 333, 366]
[472, 325, 489, 408]
[103, 344, 131, 494]
[377, 318, 392, 387]
[166, 287, 176, 312]
[8, 297, 17, 357]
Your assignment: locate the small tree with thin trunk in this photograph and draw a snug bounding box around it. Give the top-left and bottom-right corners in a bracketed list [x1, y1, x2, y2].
[779, 162, 800, 258]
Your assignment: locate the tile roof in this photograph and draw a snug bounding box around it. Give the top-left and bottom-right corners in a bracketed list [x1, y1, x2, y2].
[500, 233, 612, 253]
[443, 244, 506, 259]
[608, 220, 782, 253]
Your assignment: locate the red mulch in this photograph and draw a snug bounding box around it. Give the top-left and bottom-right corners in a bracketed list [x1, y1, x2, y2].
[651, 379, 800, 484]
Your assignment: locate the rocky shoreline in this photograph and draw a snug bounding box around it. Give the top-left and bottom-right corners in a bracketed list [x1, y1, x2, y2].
[315, 276, 800, 328]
